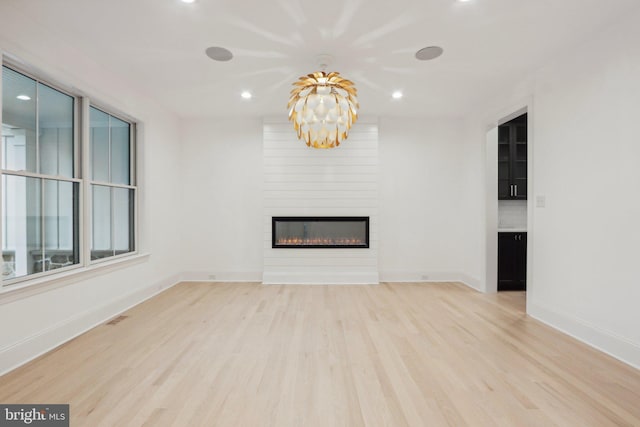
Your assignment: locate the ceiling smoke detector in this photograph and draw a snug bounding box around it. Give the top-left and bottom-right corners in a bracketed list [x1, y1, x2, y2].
[205, 46, 234, 62]
[415, 46, 444, 61]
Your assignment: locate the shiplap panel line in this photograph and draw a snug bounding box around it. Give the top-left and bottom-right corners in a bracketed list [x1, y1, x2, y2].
[262, 142, 377, 149]
[264, 211, 378, 217]
[263, 130, 378, 136]
[263, 128, 378, 135]
[264, 161, 378, 166]
[265, 191, 378, 197]
[264, 201, 376, 208]
[265, 172, 378, 176]
[264, 210, 379, 215]
[263, 262, 378, 267]
[263, 253, 378, 260]
[264, 159, 378, 166]
[263, 139, 378, 145]
[264, 183, 378, 191]
[263, 140, 377, 146]
[263, 141, 377, 148]
[265, 173, 377, 184]
[265, 195, 378, 201]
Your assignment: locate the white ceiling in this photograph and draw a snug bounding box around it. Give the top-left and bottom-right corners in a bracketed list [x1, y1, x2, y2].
[2, 0, 639, 119]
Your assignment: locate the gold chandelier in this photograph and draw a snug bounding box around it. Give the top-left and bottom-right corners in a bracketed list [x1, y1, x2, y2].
[288, 70, 359, 149]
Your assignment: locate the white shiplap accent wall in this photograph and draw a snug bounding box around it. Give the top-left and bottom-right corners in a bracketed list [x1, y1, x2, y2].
[263, 121, 379, 284]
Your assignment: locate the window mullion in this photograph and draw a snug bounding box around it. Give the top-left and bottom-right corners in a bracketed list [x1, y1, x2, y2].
[108, 115, 112, 183]
[35, 83, 39, 175]
[81, 98, 92, 267]
[108, 115, 114, 257]
[74, 95, 79, 180]
[0, 64, 4, 286]
[110, 186, 115, 257]
[133, 127, 138, 253]
[130, 124, 135, 187]
[40, 177, 45, 274]
[36, 85, 45, 275]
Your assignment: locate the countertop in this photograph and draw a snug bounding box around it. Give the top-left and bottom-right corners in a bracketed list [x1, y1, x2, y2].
[498, 228, 527, 233]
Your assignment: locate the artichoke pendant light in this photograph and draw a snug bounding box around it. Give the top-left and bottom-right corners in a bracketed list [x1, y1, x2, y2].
[288, 55, 359, 149]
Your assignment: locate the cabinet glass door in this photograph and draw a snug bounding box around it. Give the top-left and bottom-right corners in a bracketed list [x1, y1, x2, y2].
[497, 114, 527, 200]
[513, 121, 527, 199]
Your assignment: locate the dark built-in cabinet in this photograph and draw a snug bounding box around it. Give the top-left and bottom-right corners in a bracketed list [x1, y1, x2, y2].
[498, 232, 527, 291]
[498, 114, 527, 200]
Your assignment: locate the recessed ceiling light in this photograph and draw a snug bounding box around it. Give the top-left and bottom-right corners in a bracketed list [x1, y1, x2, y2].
[180, 0, 195, 3]
[16, 95, 31, 101]
[415, 46, 444, 61]
[459, 0, 472, 2]
[241, 91, 252, 99]
[205, 46, 233, 62]
[392, 91, 403, 99]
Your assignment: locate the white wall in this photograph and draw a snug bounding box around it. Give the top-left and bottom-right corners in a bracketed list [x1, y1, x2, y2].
[378, 117, 481, 288]
[455, 119, 490, 292]
[456, 7, 640, 367]
[263, 121, 379, 284]
[0, 9, 183, 374]
[179, 117, 481, 286]
[180, 117, 478, 286]
[179, 118, 264, 281]
[527, 9, 640, 368]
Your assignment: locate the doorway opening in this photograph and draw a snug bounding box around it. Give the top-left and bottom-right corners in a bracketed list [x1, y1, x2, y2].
[497, 113, 528, 291]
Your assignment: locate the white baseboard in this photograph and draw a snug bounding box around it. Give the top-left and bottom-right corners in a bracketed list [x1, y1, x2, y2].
[528, 301, 640, 370]
[182, 270, 481, 288]
[458, 273, 483, 292]
[262, 271, 379, 285]
[180, 271, 263, 282]
[379, 271, 460, 282]
[379, 271, 483, 292]
[0, 273, 181, 377]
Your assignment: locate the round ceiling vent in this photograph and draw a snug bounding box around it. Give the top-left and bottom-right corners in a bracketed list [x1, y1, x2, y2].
[205, 46, 234, 62]
[415, 46, 444, 61]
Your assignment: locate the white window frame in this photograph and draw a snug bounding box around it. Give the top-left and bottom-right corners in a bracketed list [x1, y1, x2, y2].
[0, 56, 141, 291]
[84, 102, 138, 265]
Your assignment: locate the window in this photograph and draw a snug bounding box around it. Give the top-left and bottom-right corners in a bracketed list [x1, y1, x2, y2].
[89, 107, 135, 260]
[1, 63, 138, 286]
[2, 67, 79, 280]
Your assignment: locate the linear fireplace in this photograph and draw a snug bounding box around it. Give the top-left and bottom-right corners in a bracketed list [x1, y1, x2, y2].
[272, 216, 369, 248]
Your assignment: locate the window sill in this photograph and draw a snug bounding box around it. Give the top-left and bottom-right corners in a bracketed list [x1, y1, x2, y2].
[0, 253, 150, 306]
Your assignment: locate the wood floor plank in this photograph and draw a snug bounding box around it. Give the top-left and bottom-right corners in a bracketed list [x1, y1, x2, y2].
[1, 281, 639, 426]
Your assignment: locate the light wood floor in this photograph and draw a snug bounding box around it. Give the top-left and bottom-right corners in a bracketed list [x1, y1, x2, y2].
[1, 282, 639, 426]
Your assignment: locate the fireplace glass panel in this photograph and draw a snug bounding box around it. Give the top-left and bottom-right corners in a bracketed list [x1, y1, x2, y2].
[272, 217, 369, 248]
